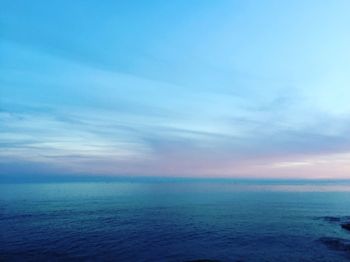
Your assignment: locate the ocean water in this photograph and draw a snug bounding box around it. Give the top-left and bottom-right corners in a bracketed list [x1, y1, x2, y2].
[1, 180, 350, 261]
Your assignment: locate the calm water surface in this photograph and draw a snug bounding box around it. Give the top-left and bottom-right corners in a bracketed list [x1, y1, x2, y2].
[1, 181, 350, 261]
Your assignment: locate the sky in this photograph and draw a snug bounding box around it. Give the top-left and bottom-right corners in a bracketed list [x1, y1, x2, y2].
[1, 0, 350, 179]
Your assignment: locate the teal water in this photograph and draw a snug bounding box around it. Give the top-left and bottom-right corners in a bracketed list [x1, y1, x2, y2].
[1, 180, 350, 261]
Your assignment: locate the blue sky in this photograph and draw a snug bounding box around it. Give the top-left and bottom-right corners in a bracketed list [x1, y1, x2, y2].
[1, 0, 350, 179]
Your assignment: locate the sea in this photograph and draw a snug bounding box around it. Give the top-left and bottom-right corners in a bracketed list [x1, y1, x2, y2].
[1, 179, 350, 261]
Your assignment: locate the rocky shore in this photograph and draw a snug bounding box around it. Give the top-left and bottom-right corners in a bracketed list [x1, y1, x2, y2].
[318, 216, 350, 257]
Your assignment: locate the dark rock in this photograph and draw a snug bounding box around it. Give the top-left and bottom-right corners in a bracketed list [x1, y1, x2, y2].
[341, 223, 350, 231]
[322, 216, 341, 222]
[317, 216, 350, 222]
[319, 237, 350, 252]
